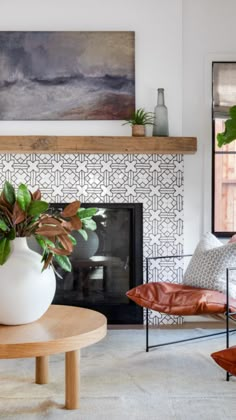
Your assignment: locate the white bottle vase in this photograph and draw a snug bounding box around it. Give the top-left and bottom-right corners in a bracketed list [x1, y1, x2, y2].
[0, 237, 56, 325]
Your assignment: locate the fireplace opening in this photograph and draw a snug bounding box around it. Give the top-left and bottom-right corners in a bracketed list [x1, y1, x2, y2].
[28, 203, 143, 324]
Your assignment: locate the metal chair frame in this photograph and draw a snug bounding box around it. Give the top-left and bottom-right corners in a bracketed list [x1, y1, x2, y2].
[145, 255, 236, 380]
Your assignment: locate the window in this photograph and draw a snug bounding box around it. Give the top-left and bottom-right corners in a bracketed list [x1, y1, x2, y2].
[212, 62, 236, 236]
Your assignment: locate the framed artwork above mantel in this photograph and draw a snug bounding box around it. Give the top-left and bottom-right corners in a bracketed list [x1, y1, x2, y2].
[0, 31, 135, 121]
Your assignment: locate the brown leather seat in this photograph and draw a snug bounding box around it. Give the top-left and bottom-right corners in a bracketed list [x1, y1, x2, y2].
[126, 282, 236, 316]
[211, 346, 236, 376]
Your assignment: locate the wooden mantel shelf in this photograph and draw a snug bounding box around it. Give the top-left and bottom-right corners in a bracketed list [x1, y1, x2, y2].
[0, 136, 197, 154]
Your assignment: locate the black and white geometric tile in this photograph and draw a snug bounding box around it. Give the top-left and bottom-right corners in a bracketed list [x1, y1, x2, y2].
[0, 153, 184, 325]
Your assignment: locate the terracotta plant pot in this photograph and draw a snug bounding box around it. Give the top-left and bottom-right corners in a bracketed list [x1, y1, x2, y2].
[132, 125, 145, 137]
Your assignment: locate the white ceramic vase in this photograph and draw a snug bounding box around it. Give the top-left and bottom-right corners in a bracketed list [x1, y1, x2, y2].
[0, 237, 56, 325]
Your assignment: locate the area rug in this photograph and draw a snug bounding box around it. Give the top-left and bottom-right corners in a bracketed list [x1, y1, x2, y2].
[0, 328, 236, 420]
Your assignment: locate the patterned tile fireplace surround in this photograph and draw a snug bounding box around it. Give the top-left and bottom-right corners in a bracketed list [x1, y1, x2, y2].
[0, 152, 184, 325]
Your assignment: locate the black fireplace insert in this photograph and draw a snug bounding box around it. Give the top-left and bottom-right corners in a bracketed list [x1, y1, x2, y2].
[28, 203, 143, 324]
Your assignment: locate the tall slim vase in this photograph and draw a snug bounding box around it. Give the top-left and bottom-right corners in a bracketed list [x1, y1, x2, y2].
[152, 88, 169, 136]
[0, 237, 56, 325]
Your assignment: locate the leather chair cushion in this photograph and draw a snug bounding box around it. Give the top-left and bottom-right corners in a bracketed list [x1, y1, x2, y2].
[211, 346, 236, 376]
[126, 282, 236, 316]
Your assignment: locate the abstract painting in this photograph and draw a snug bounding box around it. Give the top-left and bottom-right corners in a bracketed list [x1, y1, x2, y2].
[0, 31, 135, 120]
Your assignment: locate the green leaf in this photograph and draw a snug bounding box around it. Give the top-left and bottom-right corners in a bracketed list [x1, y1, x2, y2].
[7, 228, 16, 240]
[217, 119, 236, 147]
[35, 235, 47, 250]
[41, 248, 48, 263]
[78, 228, 88, 241]
[68, 234, 77, 245]
[35, 235, 55, 250]
[17, 184, 31, 211]
[28, 200, 49, 216]
[0, 238, 11, 265]
[44, 238, 56, 247]
[0, 219, 8, 232]
[54, 254, 72, 272]
[3, 181, 16, 205]
[217, 105, 236, 147]
[82, 219, 97, 231]
[229, 105, 236, 119]
[77, 207, 97, 219]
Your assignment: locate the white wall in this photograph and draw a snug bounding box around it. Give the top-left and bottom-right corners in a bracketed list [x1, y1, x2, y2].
[183, 0, 236, 252]
[3, 0, 235, 253]
[0, 0, 183, 137]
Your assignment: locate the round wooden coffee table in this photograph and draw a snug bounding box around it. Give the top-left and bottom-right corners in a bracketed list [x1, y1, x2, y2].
[0, 305, 107, 409]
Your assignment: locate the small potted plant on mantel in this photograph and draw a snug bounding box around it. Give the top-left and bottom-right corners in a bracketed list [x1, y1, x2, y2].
[0, 181, 97, 325]
[123, 108, 154, 137]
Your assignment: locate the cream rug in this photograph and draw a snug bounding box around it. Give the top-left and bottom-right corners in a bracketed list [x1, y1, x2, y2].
[0, 328, 236, 420]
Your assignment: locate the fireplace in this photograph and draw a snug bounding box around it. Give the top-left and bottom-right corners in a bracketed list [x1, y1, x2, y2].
[32, 203, 143, 324]
[5, 152, 183, 325]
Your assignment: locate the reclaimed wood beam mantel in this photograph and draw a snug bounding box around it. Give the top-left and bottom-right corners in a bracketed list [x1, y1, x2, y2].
[0, 136, 197, 154]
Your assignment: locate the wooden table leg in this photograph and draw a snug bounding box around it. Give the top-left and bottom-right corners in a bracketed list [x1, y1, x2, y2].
[65, 350, 80, 409]
[35, 356, 49, 384]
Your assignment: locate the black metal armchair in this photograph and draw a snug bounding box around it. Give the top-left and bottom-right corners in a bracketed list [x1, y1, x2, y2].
[127, 255, 236, 380]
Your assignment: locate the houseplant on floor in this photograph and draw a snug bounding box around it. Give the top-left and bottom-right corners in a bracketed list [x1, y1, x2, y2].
[0, 181, 97, 325]
[123, 108, 154, 136]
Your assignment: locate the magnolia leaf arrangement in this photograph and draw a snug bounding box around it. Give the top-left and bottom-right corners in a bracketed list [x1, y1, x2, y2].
[217, 105, 236, 147]
[123, 108, 154, 126]
[0, 181, 97, 272]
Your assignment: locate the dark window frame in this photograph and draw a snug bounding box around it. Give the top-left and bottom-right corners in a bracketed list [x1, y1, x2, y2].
[212, 61, 236, 238]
